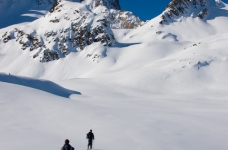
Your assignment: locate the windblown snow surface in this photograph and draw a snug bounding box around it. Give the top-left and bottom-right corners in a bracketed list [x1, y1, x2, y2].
[0, 1, 228, 150]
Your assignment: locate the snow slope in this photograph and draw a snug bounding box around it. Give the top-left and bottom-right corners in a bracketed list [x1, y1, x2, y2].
[0, 0, 228, 150]
[0, 0, 57, 29]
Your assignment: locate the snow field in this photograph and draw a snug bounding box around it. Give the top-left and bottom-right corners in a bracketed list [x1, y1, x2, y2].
[0, 79, 228, 150]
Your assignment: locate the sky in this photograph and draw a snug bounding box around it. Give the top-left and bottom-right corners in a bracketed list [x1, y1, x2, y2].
[119, 0, 228, 21]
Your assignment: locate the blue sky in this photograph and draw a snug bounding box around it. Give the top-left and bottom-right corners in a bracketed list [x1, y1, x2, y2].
[119, 0, 228, 21]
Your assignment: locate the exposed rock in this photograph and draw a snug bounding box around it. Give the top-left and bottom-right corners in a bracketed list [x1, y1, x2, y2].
[80, 0, 121, 10]
[108, 10, 143, 29]
[198, 8, 208, 19]
[159, 0, 218, 24]
[49, 1, 59, 13]
[50, 17, 60, 23]
[41, 49, 59, 62]
[195, 61, 210, 70]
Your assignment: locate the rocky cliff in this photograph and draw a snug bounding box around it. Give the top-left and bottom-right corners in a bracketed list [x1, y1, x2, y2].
[80, 0, 121, 10]
[159, 0, 224, 24]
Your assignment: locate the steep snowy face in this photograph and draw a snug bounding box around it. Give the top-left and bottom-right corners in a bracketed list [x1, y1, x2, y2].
[0, 0, 58, 28]
[159, 0, 224, 24]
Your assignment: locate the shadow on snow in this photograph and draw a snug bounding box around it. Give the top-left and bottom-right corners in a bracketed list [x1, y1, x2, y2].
[0, 73, 81, 98]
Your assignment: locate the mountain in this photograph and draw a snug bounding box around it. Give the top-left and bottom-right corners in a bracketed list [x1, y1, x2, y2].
[159, 0, 226, 24]
[0, 0, 228, 79]
[0, 0, 121, 29]
[1, 0, 143, 62]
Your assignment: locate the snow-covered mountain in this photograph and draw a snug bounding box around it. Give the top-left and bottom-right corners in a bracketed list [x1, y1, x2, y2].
[1, 1, 228, 150]
[1, 0, 143, 62]
[0, 0, 132, 29]
[159, 0, 226, 24]
[0, 0, 227, 78]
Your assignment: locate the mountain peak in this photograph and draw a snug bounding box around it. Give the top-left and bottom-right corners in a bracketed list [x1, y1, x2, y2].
[80, 0, 121, 10]
[159, 0, 224, 24]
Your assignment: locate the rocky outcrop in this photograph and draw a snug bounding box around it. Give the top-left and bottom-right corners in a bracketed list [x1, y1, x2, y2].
[198, 8, 208, 19]
[108, 10, 142, 29]
[93, 0, 121, 10]
[159, 0, 220, 24]
[80, 0, 121, 10]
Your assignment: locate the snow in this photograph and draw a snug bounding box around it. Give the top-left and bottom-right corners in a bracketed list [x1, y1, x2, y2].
[0, 0, 54, 29]
[0, 0, 228, 150]
[0, 78, 228, 150]
[0, 73, 81, 97]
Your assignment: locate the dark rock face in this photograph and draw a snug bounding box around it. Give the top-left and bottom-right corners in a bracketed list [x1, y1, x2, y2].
[159, 0, 218, 24]
[198, 8, 208, 19]
[94, 0, 121, 10]
[80, 0, 121, 10]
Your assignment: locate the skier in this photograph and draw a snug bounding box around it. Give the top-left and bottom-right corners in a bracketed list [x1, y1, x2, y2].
[87, 130, 95, 149]
[61, 139, 75, 150]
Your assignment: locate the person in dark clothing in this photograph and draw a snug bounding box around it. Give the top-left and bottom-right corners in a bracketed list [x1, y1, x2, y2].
[61, 139, 74, 150]
[87, 130, 95, 149]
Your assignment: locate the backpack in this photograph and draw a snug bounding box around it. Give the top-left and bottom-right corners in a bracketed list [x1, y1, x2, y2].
[87, 133, 92, 139]
[63, 144, 72, 150]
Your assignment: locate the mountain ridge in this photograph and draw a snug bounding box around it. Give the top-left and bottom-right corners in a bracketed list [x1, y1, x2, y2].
[0, 0, 228, 79]
[159, 0, 226, 24]
[0, 0, 122, 29]
[1, 0, 143, 62]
